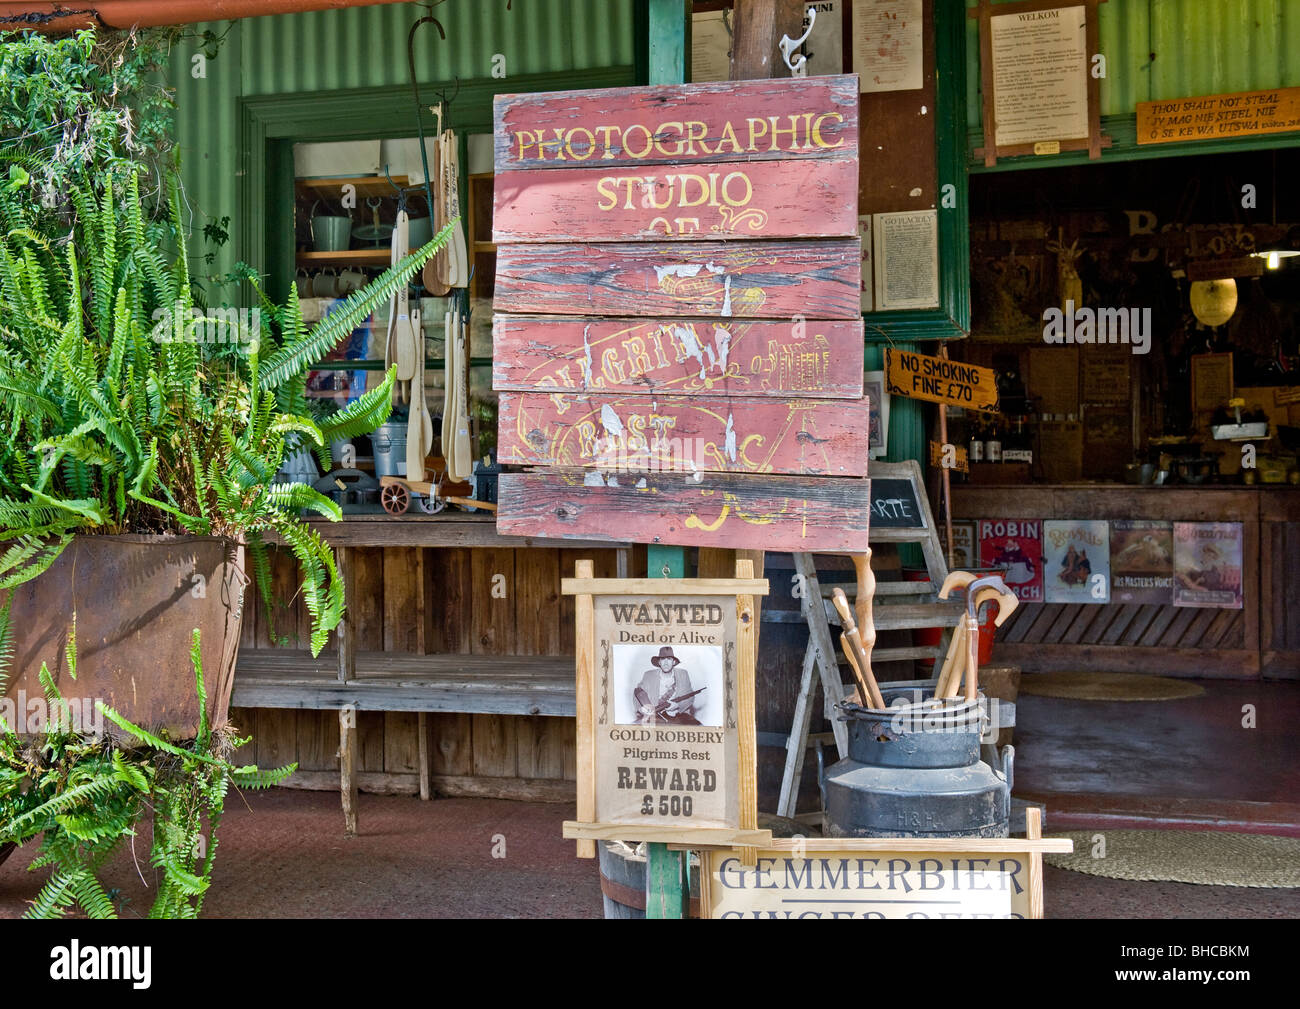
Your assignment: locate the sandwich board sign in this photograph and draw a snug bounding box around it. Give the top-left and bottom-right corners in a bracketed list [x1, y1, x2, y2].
[561, 560, 772, 857]
[492, 75, 869, 554]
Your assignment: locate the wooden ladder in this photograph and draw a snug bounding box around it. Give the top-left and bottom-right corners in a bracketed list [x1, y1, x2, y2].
[775, 461, 961, 818]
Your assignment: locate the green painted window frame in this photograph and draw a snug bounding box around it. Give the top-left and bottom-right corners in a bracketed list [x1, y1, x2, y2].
[861, 0, 971, 344]
[235, 67, 637, 305]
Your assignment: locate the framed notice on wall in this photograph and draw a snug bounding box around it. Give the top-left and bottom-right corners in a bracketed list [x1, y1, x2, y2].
[561, 561, 773, 856]
[970, 0, 1108, 166]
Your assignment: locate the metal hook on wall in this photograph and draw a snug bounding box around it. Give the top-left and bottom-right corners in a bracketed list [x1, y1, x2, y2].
[779, 6, 815, 76]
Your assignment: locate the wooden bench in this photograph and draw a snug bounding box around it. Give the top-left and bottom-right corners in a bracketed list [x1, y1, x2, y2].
[238, 515, 623, 834]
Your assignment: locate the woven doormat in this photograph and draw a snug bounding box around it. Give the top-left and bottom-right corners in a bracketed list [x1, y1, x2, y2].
[1020, 672, 1205, 701]
[1045, 830, 1300, 887]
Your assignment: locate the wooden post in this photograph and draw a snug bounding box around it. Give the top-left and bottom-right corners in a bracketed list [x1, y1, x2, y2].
[729, 0, 805, 80]
[418, 711, 430, 801]
[574, 560, 597, 859]
[736, 559, 759, 866]
[641, 0, 692, 920]
[1026, 805, 1044, 919]
[340, 704, 358, 837]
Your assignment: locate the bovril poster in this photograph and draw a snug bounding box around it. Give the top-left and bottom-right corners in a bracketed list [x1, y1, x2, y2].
[594, 595, 739, 828]
[1043, 520, 1110, 604]
[1173, 522, 1244, 609]
[978, 519, 1043, 603]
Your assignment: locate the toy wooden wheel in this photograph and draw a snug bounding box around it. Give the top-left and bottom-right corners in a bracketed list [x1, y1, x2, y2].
[414, 493, 445, 515]
[381, 481, 411, 515]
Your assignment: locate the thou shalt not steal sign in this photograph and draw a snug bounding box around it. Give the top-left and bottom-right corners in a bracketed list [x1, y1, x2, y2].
[492, 76, 868, 553]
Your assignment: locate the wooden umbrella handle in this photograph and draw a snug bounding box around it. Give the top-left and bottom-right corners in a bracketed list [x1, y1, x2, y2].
[832, 587, 885, 709]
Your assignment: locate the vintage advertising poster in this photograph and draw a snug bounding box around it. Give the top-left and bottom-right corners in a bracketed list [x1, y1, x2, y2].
[1043, 520, 1109, 604]
[1110, 520, 1174, 605]
[989, 4, 1089, 147]
[1173, 522, 1244, 609]
[594, 595, 739, 828]
[978, 519, 1043, 603]
[873, 210, 939, 310]
[945, 520, 977, 570]
[851, 0, 923, 93]
[863, 370, 889, 458]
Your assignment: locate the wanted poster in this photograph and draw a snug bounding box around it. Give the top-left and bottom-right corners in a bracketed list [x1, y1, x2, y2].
[594, 595, 739, 828]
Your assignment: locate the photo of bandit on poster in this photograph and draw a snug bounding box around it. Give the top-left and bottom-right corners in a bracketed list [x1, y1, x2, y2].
[617, 644, 724, 728]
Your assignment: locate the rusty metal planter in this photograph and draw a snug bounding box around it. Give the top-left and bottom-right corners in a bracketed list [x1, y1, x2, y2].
[2, 535, 247, 742]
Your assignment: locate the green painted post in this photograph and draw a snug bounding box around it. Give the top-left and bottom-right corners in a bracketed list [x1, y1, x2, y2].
[641, 0, 691, 921]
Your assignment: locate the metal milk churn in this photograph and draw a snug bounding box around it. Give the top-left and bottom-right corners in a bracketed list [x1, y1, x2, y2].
[822, 684, 1013, 838]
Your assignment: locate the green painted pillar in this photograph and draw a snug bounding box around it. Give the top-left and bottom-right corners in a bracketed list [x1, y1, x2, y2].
[637, 0, 693, 921]
[865, 341, 927, 568]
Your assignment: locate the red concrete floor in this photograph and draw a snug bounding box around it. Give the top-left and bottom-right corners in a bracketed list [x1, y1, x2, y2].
[1013, 678, 1300, 835]
[0, 677, 1296, 918]
[1, 790, 1297, 918]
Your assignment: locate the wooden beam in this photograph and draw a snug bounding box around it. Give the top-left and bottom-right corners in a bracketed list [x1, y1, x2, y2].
[729, 0, 805, 80]
[339, 705, 358, 837]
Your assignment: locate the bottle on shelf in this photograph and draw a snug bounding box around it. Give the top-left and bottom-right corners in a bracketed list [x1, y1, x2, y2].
[986, 417, 1003, 463]
[969, 416, 986, 464]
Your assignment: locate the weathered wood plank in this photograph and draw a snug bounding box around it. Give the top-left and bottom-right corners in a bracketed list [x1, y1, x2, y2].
[493, 157, 860, 242]
[255, 707, 297, 770]
[498, 393, 870, 476]
[470, 547, 517, 655]
[432, 547, 473, 654]
[383, 712, 421, 774]
[472, 712, 519, 778]
[430, 713, 474, 775]
[383, 547, 433, 654]
[352, 547, 385, 650]
[358, 710, 385, 773]
[296, 709, 338, 772]
[493, 241, 862, 320]
[498, 469, 872, 553]
[492, 316, 864, 399]
[493, 75, 858, 172]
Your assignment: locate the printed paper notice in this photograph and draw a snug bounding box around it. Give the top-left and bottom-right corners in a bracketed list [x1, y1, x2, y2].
[691, 10, 730, 83]
[990, 5, 1089, 147]
[852, 0, 922, 93]
[873, 209, 939, 310]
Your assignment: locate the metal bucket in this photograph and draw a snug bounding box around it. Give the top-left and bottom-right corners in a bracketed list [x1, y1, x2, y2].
[311, 214, 352, 251]
[822, 685, 1012, 839]
[372, 421, 407, 478]
[1, 535, 247, 743]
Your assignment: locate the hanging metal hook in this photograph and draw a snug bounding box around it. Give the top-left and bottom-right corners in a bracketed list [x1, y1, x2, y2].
[779, 6, 815, 76]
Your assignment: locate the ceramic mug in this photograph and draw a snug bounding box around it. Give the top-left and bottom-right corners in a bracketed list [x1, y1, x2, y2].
[312, 268, 339, 298]
[295, 268, 311, 299]
[337, 268, 366, 296]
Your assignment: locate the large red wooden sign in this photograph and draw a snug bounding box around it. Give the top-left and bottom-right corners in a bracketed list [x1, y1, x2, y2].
[492, 76, 867, 552]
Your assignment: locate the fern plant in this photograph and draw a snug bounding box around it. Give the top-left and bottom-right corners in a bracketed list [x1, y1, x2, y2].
[0, 628, 295, 919]
[0, 156, 454, 653]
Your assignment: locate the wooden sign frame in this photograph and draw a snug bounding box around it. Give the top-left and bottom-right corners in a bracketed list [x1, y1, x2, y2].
[885, 347, 1000, 411]
[969, 0, 1110, 167]
[682, 810, 1072, 919]
[561, 559, 772, 861]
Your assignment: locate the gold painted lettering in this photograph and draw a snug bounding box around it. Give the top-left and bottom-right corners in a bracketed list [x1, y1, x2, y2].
[624, 124, 654, 159]
[601, 347, 627, 384]
[619, 177, 639, 210]
[565, 126, 596, 161]
[642, 176, 674, 210]
[677, 173, 710, 208]
[515, 129, 538, 160]
[768, 114, 799, 151]
[623, 335, 653, 376]
[597, 125, 620, 159]
[746, 117, 770, 152]
[684, 120, 713, 155]
[811, 112, 845, 148]
[595, 176, 618, 211]
[716, 121, 743, 155]
[654, 122, 686, 157]
[721, 171, 752, 207]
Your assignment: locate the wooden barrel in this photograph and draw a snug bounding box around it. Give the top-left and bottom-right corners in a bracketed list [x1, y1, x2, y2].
[598, 843, 701, 919]
[597, 814, 818, 918]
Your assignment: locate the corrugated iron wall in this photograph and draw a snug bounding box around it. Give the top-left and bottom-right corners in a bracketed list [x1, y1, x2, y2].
[967, 0, 1300, 127]
[169, 0, 633, 282]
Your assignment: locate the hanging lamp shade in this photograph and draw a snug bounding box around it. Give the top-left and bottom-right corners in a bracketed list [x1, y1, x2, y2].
[1189, 278, 1238, 328]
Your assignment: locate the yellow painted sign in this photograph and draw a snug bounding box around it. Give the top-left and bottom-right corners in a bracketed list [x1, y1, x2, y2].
[930, 440, 970, 474]
[1137, 87, 1300, 145]
[885, 349, 999, 411]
